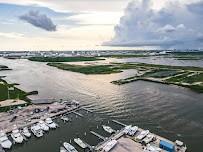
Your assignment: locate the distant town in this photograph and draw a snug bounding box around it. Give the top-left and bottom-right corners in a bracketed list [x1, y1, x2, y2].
[0, 49, 202, 59]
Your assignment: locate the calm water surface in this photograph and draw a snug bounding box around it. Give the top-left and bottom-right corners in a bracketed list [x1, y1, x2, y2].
[0, 57, 203, 152]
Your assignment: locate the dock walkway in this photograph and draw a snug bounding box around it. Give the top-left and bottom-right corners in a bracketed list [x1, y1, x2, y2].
[90, 131, 106, 140]
[81, 107, 93, 113]
[112, 120, 127, 127]
[72, 111, 84, 117]
[94, 127, 125, 151]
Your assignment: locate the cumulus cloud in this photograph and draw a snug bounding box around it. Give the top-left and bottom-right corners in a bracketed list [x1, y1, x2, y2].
[104, 0, 203, 49]
[19, 11, 56, 31]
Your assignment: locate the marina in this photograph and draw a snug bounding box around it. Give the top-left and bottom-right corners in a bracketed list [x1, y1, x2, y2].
[0, 99, 188, 152]
[0, 57, 203, 151]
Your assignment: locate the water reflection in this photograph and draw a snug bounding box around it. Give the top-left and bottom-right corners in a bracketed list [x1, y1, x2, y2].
[0, 57, 203, 151]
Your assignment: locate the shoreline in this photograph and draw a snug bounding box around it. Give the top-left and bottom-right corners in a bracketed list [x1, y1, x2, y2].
[45, 62, 203, 93]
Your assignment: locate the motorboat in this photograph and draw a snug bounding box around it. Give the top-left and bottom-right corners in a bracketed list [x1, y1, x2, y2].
[175, 140, 187, 152]
[123, 125, 139, 136]
[60, 146, 68, 152]
[63, 142, 78, 152]
[123, 125, 132, 134]
[128, 126, 138, 136]
[21, 127, 31, 138]
[45, 118, 57, 129]
[11, 125, 24, 144]
[38, 120, 49, 131]
[136, 130, 150, 141]
[103, 140, 117, 152]
[143, 144, 162, 152]
[74, 138, 87, 149]
[102, 125, 115, 134]
[61, 116, 69, 122]
[31, 124, 43, 138]
[0, 130, 12, 149]
[142, 134, 155, 144]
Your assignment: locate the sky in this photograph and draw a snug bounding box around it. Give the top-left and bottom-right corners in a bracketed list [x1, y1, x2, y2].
[0, 0, 202, 51]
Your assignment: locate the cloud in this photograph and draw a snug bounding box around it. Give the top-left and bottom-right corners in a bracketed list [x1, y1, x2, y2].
[19, 10, 56, 31]
[104, 0, 203, 49]
[0, 32, 24, 38]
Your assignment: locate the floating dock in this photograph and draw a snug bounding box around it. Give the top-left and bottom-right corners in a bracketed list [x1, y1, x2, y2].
[94, 120, 187, 152]
[0, 102, 187, 152]
[81, 107, 93, 113]
[74, 138, 93, 151]
[0, 100, 81, 134]
[72, 111, 84, 117]
[90, 131, 106, 140]
[112, 120, 127, 127]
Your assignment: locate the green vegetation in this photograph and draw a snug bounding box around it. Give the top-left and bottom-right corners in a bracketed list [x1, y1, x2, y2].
[0, 78, 38, 112]
[0, 65, 8, 69]
[47, 63, 122, 74]
[102, 52, 203, 60]
[0, 80, 30, 102]
[0, 65, 11, 71]
[46, 61, 203, 93]
[102, 54, 148, 58]
[28, 56, 104, 62]
[169, 52, 203, 60]
[143, 69, 182, 78]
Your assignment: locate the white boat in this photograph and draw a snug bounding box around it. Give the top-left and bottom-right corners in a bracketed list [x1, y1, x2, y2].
[61, 116, 69, 122]
[143, 144, 162, 152]
[21, 127, 31, 138]
[60, 146, 68, 152]
[136, 130, 150, 141]
[175, 140, 187, 152]
[142, 134, 155, 144]
[102, 125, 115, 134]
[63, 142, 78, 152]
[11, 125, 24, 144]
[31, 124, 43, 138]
[123, 125, 132, 134]
[45, 118, 57, 129]
[74, 138, 87, 149]
[0, 130, 12, 149]
[123, 125, 139, 136]
[103, 140, 117, 152]
[38, 120, 49, 131]
[128, 126, 138, 136]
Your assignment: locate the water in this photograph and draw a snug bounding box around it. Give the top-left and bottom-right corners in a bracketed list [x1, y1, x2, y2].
[0, 57, 203, 152]
[111, 56, 203, 67]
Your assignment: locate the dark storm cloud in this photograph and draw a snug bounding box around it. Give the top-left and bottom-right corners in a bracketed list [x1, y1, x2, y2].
[19, 11, 56, 31]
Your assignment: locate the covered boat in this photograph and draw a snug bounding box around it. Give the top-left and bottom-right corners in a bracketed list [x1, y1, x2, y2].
[0, 131, 12, 149]
[11, 125, 24, 144]
[63, 142, 78, 152]
[102, 125, 115, 134]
